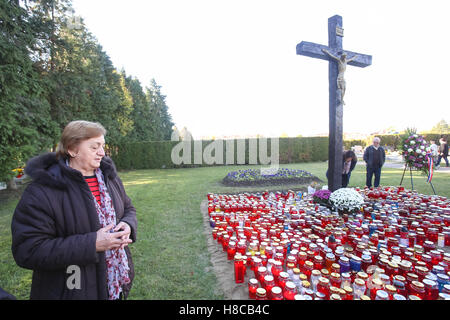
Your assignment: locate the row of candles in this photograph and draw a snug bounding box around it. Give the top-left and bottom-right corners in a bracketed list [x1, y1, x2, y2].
[207, 187, 450, 300]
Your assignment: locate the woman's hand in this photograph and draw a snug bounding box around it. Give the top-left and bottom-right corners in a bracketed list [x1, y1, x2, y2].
[113, 222, 132, 250]
[96, 224, 132, 252]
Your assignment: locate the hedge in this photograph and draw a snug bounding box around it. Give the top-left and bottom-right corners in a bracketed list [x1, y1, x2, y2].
[110, 137, 330, 170]
[109, 134, 448, 170]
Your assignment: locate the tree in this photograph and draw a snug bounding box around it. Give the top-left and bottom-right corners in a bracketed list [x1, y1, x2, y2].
[0, 0, 57, 185]
[431, 119, 449, 134]
[146, 79, 174, 141]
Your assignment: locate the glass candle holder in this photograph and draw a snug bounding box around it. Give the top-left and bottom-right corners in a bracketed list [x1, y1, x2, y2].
[393, 275, 408, 297]
[410, 281, 426, 299]
[370, 278, 383, 300]
[234, 254, 245, 284]
[271, 286, 283, 300]
[283, 281, 297, 300]
[264, 275, 275, 299]
[350, 256, 362, 273]
[256, 288, 267, 300]
[248, 278, 259, 299]
[278, 272, 290, 291]
[257, 266, 267, 284]
[330, 272, 342, 289]
[310, 270, 321, 292]
[353, 278, 367, 299]
[339, 257, 351, 274]
[423, 279, 439, 300]
[314, 255, 324, 271]
[303, 261, 314, 280]
[271, 260, 283, 283]
[343, 286, 353, 300]
[437, 274, 450, 293]
[375, 289, 389, 300]
[227, 241, 236, 260]
[317, 277, 330, 300]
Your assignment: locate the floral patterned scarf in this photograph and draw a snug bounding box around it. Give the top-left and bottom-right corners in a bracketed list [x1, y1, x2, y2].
[94, 168, 130, 300]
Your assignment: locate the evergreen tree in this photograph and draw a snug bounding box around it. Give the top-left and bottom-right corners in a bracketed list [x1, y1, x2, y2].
[0, 0, 57, 183]
[431, 119, 449, 134]
[0, 0, 175, 184]
[146, 78, 173, 141]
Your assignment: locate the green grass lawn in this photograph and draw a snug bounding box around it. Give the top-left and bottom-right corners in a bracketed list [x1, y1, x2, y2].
[0, 161, 449, 299]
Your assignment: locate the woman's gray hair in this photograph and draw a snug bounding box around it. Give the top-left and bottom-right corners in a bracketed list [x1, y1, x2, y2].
[56, 120, 106, 159]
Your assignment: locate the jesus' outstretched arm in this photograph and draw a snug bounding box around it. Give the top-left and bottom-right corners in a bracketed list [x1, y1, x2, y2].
[322, 48, 339, 61]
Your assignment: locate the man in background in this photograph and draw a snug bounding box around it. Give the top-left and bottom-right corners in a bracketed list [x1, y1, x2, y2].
[437, 136, 449, 168]
[363, 137, 386, 188]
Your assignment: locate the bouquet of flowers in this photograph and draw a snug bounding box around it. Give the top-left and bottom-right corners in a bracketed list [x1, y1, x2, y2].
[312, 189, 331, 206]
[401, 132, 431, 174]
[329, 188, 364, 214]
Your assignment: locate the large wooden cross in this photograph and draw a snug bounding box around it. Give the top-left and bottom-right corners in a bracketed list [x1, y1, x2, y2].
[296, 15, 372, 191]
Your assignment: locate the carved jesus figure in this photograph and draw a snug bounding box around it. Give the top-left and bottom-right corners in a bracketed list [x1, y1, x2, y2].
[322, 49, 358, 105]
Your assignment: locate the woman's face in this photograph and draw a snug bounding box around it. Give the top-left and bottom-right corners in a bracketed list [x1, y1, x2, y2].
[69, 135, 105, 172]
[345, 157, 352, 163]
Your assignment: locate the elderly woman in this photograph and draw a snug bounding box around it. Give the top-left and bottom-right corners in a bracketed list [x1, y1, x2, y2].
[11, 120, 137, 300]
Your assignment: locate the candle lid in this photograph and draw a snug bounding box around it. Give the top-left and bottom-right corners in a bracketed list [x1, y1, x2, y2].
[354, 278, 365, 286]
[360, 295, 371, 300]
[393, 294, 406, 300]
[271, 286, 282, 295]
[437, 274, 450, 281]
[385, 284, 397, 293]
[357, 271, 368, 279]
[330, 272, 341, 279]
[412, 281, 425, 289]
[376, 290, 389, 299]
[256, 288, 266, 297]
[264, 275, 274, 282]
[312, 269, 321, 277]
[302, 280, 311, 288]
[372, 278, 383, 286]
[286, 281, 296, 290]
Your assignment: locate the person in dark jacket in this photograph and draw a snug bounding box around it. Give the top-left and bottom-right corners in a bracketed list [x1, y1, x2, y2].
[326, 150, 358, 188]
[11, 120, 137, 300]
[341, 150, 357, 187]
[363, 136, 386, 188]
[436, 136, 449, 168]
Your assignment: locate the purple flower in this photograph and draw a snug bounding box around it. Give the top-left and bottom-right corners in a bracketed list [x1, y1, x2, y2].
[313, 189, 331, 200]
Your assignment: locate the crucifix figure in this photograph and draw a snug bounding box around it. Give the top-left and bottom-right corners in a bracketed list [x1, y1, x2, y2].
[322, 49, 358, 105]
[296, 15, 372, 191]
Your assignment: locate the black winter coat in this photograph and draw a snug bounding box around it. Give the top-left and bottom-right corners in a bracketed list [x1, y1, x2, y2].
[11, 153, 137, 300]
[363, 145, 386, 168]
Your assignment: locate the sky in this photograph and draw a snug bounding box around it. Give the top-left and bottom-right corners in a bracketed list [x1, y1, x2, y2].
[72, 0, 450, 139]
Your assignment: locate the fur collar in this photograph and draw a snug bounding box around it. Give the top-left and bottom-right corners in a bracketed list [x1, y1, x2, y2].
[25, 152, 118, 190]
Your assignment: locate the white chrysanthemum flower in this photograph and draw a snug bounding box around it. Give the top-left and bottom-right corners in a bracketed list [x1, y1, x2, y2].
[329, 188, 364, 212]
[410, 141, 415, 145]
